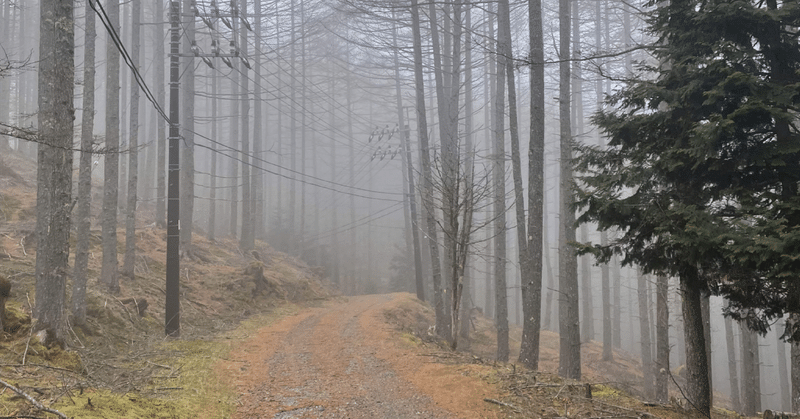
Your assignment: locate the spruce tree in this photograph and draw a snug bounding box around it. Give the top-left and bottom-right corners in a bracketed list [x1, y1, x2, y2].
[577, 0, 800, 415]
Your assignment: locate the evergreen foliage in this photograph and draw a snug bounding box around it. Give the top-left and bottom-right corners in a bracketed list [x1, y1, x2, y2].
[578, 0, 800, 336]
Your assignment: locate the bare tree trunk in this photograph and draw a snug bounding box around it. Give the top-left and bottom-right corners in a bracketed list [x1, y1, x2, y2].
[208, 72, 217, 241]
[35, 0, 74, 342]
[410, 0, 443, 329]
[458, 5, 474, 345]
[427, 0, 456, 344]
[543, 187, 555, 332]
[253, 0, 264, 243]
[638, 270, 654, 399]
[73, 0, 96, 325]
[573, 0, 593, 345]
[122, 0, 141, 279]
[595, 0, 612, 363]
[490, 0, 509, 362]
[558, 0, 580, 380]
[498, 0, 527, 361]
[101, 0, 121, 294]
[655, 274, 669, 403]
[228, 76, 239, 239]
[612, 255, 621, 349]
[412, 0, 447, 342]
[0, 0, 11, 148]
[239, 0, 253, 252]
[393, 14, 424, 301]
[518, 0, 545, 371]
[724, 312, 741, 412]
[287, 0, 296, 250]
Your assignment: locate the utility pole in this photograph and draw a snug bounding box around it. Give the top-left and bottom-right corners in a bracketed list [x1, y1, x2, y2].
[165, 0, 248, 337]
[166, 0, 181, 337]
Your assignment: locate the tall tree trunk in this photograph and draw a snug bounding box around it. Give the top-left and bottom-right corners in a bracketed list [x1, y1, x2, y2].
[792, 316, 800, 413]
[288, 0, 296, 251]
[253, 0, 264, 243]
[638, 270, 654, 399]
[458, 6, 474, 345]
[701, 291, 712, 407]
[35, 0, 74, 342]
[491, 0, 510, 362]
[655, 274, 669, 403]
[595, 0, 612, 363]
[208, 67, 217, 242]
[427, 0, 456, 344]
[411, 0, 444, 340]
[519, 0, 544, 370]
[681, 273, 711, 417]
[229, 52, 240, 238]
[724, 312, 741, 412]
[498, 0, 528, 361]
[239, 0, 253, 252]
[393, 15, 424, 302]
[73, 0, 96, 325]
[101, 0, 121, 294]
[558, 0, 580, 380]
[741, 321, 761, 416]
[612, 255, 621, 348]
[573, 0, 593, 345]
[0, 0, 11, 148]
[122, 0, 141, 279]
[778, 317, 791, 411]
[328, 67, 340, 287]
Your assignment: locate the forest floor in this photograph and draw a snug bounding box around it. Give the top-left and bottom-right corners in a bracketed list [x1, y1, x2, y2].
[0, 148, 745, 418]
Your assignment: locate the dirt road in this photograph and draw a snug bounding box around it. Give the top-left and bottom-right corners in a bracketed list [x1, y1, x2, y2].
[220, 293, 501, 419]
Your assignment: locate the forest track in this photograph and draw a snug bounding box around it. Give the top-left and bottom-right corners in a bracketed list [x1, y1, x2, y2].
[219, 293, 502, 419]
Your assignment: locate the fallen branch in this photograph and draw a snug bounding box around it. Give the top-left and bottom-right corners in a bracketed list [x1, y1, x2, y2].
[483, 398, 519, 411]
[0, 377, 68, 419]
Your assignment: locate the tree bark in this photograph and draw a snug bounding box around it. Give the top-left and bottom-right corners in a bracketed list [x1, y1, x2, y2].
[122, 0, 141, 279]
[638, 270, 654, 399]
[558, 0, 580, 380]
[73, 0, 96, 325]
[519, 0, 545, 371]
[655, 274, 669, 403]
[681, 274, 711, 417]
[792, 324, 800, 412]
[779, 317, 791, 411]
[35, 0, 74, 341]
[724, 312, 741, 412]
[253, 0, 264, 243]
[239, 0, 253, 252]
[741, 321, 762, 416]
[101, 0, 121, 294]
[427, 0, 456, 345]
[208, 64, 218, 242]
[701, 291, 712, 407]
[491, 0, 509, 362]
[410, 0, 443, 335]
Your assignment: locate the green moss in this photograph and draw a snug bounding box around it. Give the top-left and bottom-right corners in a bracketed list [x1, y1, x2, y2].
[57, 390, 184, 419]
[399, 332, 422, 347]
[592, 384, 622, 399]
